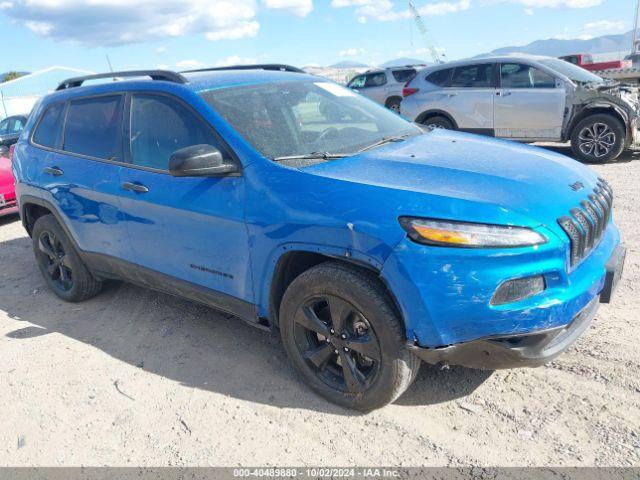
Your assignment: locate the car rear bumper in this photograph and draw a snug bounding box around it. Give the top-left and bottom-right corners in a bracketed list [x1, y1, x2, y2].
[408, 294, 600, 369]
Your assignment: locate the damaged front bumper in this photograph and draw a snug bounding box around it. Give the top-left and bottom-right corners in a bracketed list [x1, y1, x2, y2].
[408, 295, 600, 370]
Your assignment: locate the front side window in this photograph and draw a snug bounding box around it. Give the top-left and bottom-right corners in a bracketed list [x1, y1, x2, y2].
[451, 64, 494, 88]
[500, 63, 556, 89]
[199, 80, 420, 160]
[64, 95, 124, 160]
[365, 72, 387, 87]
[130, 94, 224, 170]
[33, 103, 65, 148]
[348, 75, 366, 88]
[9, 117, 24, 134]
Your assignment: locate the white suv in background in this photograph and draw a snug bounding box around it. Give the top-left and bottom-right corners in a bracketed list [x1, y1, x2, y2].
[400, 55, 640, 163]
[347, 67, 422, 112]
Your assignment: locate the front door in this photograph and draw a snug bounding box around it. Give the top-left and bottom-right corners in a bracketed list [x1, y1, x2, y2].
[117, 92, 253, 309]
[494, 62, 565, 140]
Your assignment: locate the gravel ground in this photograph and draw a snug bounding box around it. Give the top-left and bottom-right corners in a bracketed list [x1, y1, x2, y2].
[0, 146, 639, 467]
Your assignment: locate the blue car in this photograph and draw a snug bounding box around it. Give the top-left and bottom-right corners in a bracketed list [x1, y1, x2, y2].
[12, 66, 625, 411]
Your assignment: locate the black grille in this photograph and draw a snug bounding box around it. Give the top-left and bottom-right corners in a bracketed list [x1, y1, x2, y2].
[558, 178, 613, 268]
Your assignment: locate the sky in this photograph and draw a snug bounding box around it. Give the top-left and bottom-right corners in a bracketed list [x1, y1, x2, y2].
[0, 0, 634, 73]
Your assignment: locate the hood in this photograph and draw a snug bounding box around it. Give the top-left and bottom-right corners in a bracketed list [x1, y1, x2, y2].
[302, 130, 601, 230]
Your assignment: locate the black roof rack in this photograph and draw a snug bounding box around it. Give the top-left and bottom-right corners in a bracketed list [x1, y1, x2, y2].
[56, 70, 188, 91]
[182, 64, 304, 74]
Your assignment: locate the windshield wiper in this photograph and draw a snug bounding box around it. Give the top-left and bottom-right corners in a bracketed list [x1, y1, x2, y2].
[357, 134, 411, 153]
[273, 151, 349, 162]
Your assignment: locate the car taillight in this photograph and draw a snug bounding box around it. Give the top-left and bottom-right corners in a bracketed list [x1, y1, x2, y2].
[402, 87, 419, 97]
[8, 144, 15, 161]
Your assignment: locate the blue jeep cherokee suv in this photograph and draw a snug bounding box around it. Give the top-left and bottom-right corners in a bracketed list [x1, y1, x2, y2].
[12, 67, 625, 411]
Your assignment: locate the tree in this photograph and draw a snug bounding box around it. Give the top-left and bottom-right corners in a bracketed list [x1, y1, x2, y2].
[1, 71, 23, 83]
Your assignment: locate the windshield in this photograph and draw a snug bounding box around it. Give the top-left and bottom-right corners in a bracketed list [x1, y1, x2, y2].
[538, 58, 603, 84]
[199, 79, 421, 159]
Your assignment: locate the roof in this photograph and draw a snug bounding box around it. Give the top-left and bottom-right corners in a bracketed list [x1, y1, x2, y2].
[0, 66, 95, 98]
[42, 68, 318, 103]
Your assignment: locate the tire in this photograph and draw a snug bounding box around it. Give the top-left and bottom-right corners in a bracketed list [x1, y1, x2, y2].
[385, 97, 402, 113]
[570, 114, 626, 164]
[32, 214, 102, 302]
[279, 262, 420, 411]
[422, 115, 454, 130]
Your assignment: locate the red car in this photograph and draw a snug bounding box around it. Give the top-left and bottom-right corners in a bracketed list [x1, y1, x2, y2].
[0, 114, 27, 217]
[0, 145, 18, 217]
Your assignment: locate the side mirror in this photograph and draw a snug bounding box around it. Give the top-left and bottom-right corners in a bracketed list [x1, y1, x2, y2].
[169, 144, 239, 177]
[0, 134, 19, 147]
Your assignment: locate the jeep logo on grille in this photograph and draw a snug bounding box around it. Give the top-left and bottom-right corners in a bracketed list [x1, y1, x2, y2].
[570, 181, 584, 191]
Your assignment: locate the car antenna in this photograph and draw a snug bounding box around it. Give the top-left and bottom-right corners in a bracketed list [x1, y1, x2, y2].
[106, 54, 116, 82]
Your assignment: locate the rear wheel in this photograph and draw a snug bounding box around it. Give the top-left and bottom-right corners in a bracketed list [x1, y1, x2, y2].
[279, 262, 420, 411]
[422, 115, 454, 130]
[385, 97, 402, 113]
[570, 114, 626, 164]
[32, 214, 102, 302]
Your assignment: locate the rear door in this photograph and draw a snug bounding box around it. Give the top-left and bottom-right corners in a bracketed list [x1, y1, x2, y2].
[494, 62, 565, 140]
[117, 92, 252, 306]
[434, 63, 496, 132]
[33, 95, 132, 261]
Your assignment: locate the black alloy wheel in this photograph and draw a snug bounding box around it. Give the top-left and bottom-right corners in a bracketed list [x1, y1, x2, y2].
[37, 230, 74, 292]
[293, 294, 382, 394]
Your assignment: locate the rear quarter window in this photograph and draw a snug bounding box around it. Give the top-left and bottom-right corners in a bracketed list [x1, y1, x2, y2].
[32, 103, 65, 148]
[391, 69, 417, 83]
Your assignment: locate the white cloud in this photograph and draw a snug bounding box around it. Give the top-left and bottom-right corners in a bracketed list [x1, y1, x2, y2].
[582, 20, 627, 33]
[214, 55, 258, 66]
[2, 0, 260, 46]
[155, 46, 167, 54]
[504, 0, 602, 7]
[263, 0, 313, 17]
[338, 47, 365, 57]
[332, 0, 469, 22]
[524, 8, 534, 15]
[175, 59, 205, 69]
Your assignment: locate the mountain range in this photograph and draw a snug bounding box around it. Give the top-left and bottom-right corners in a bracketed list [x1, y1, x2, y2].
[481, 29, 636, 58]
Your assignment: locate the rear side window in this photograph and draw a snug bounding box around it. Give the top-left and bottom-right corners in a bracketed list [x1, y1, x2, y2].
[426, 69, 452, 87]
[64, 95, 124, 160]
[130, 94, 224, 170]
[451, 64, 494, 88]
[33, 104, 65, 148]
[364, 72, 387, 87]
[392, 69, 416, 83]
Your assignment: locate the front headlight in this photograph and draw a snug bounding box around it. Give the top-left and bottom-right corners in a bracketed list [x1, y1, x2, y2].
[399, 217, 547, 248]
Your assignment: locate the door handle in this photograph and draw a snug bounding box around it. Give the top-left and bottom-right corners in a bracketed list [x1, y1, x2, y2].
[43, 167, 63, 177]
[446, 93, 458, 98]
[121, 182, 149, 193]
[497, 91, 512, 97]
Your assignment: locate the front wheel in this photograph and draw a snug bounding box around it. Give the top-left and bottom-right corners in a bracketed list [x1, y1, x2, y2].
[570, 114, 626, 164]
[279, 262, 420, 411]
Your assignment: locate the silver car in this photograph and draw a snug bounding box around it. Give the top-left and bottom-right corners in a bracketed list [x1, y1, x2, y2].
[401, 55, 640, 163]
[347, 67, 421, 112]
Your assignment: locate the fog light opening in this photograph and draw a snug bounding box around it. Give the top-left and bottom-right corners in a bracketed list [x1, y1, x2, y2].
[491, 275, 546, 306]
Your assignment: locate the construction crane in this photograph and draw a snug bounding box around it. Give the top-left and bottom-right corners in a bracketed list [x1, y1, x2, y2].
[408, 1, 445, 64]
[632, 0, 640, 57]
